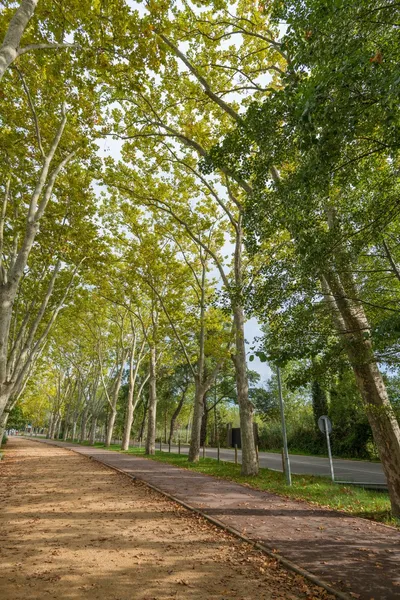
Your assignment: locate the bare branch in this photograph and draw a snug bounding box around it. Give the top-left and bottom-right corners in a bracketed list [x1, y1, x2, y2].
[18, 42, 79, 56]
[158, 33, 243, 125]
[143, 276, 196, 379]
[13, 65, 45, 158]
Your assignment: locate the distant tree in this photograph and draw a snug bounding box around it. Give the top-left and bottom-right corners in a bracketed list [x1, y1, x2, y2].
[6, 403, 26, 430]
[311, 381, 328, 432]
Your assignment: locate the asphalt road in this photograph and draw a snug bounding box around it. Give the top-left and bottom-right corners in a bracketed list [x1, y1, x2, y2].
[158, 443, 387, 486]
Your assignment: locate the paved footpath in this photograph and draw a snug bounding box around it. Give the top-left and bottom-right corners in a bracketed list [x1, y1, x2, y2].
[36, 439, 400, 600]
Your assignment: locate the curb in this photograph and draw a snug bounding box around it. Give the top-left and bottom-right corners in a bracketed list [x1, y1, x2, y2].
[32, 438, 350, 600]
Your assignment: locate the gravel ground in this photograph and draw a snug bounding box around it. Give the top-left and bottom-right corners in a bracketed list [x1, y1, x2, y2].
[0, 438, 332, 600]
[41, 438, 400, 600]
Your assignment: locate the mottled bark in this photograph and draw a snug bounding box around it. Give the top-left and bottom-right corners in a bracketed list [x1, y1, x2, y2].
[106, 409, 117, 447]
[50, 414, 59, 439]
[0, 408, 9, 443]
[232, 304, 258, 476]
[188, 382, 205, 462]
[121, 335, 147, 451]
[200, 394, 208, 447]
[56, 416, 62, 441]
[0, 0, 38, 81]
[122, 401, 134, 450]
[139, 399, 148, 442]
[0, 111, 73, 426]
[105, 351, 127, 447]
[324, 270, 400, 516]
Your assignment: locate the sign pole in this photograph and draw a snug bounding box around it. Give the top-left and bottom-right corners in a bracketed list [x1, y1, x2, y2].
[277, 366, 292, 486]
[318, 415, 335, 482]
[325, 420, 335, 482]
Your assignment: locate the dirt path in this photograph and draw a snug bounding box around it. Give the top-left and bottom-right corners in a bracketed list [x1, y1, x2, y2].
[0, 438, 332, 600]
[35, 439, 400, 600]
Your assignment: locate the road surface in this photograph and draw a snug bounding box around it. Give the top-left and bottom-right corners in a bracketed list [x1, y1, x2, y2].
[27, 434, 387, 486]
[156, 443, 387, 486]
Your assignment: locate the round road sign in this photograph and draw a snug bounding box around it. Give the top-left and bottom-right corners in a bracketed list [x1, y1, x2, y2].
[318, 415, 332, 434]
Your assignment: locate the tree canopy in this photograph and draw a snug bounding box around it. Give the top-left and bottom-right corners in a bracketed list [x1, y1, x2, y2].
[2, 0, 400, 517]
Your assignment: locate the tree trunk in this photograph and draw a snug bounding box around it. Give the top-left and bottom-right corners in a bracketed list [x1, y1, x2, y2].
[80, 408, 88, 443]
[168, 384, 188, 444]
[106, 409, 117, 447]
[51, 414, 59, 439]
[71, 420, 77, 442]
[105, 350, 127, 448]
[145, 346, 157, 455]
[200, 394, 208, 447]
[56, 416, 62, 440]
[47, 412, 53, 439]
[139, 399, 148, 441]
[63, 408, 70, 441]
[0, 408, 9, 443]
[121, 339, 147, 451]
[0, 290, 13, 422]
[353, 362, 400, 516]
[188, 261, 207, 463]
[233, 304, 258, 476]
[48, 413, 54, 439]
[188, 381, 205, 462]
[89, 416, 97, 445]
[122, 400, 134, 450]
[324, 269, 400, 516]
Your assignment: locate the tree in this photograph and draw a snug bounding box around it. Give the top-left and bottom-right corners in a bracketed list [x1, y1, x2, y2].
[100, 0, 288, 474]
[311, 381, 328, 432]
[0, 1, 110, 438]
[6, 401, 26, 430]
[205, 0, 400, 514]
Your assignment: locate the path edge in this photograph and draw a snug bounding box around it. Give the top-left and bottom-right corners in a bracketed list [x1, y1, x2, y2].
[29, 438, 350, 600]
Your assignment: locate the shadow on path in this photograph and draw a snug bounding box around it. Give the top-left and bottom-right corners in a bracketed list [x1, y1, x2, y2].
[38, 439, 400, 600]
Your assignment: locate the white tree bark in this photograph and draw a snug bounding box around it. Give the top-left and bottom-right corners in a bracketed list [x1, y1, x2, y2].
[0, 107, 74, 424]
[0, 0, 78, 82]
[121, 323, 148, 451]
[105, 348, 128, 447]
[0, 0, 38, 81]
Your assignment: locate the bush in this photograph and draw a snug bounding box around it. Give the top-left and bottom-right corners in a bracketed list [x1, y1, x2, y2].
[259, 417, 324, 455]
[258, 414, 377, 459]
